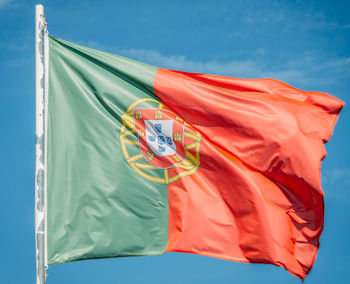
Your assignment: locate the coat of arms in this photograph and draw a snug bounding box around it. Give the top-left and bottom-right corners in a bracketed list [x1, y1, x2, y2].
[120, 98, 201, 183]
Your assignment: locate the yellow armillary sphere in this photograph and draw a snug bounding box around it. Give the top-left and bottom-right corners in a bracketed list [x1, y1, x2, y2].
[120, 98, 201, 184]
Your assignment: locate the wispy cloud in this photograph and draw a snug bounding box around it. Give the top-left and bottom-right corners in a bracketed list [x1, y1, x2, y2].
[0, 0, 22, 10]
[0, 42, 29, 51]
[82, 40, 350, 86]
[322, 168, 350, 202]
[341, 23, 350, 30]
[5, 56, 32, 68]
[323, 168, 350, 185]
[0, 0, 12, 10]
[313, 57, 350, 73]
[242, 3, 343, 33]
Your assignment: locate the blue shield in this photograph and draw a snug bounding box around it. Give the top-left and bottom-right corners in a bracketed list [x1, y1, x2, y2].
[158, 145, 166, 153]
[166, 137, 173, 145]
[155, 123, 162, 133]
[158, 136, 165, 145]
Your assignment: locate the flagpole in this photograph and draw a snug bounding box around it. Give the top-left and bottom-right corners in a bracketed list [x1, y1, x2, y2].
[35, 4, 48, 284]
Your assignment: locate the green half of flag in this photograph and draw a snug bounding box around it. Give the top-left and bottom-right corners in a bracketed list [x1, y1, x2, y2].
[48, 36, 169, 263]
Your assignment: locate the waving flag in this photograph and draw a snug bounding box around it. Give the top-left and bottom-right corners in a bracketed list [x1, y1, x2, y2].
[45, 36, 343, 279]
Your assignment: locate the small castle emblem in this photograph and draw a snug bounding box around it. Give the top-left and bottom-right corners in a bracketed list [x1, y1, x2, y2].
[146, 150, 155, 160]
[135, 110, 143, 119]
[155, 110, 163, 120]
[174, 131, 182, 142]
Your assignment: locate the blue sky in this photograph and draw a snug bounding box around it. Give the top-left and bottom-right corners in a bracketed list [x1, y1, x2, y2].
[0, 0, 349, 283]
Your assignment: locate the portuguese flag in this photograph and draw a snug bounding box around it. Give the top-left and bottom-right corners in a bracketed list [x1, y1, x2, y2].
[47, 36, 343, 279]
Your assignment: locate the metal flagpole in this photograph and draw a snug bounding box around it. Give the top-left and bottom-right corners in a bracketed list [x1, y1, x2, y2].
[35, 4, 48, 284]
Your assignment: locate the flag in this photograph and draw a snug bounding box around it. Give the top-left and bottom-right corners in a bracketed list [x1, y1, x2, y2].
[47, 36, 343, 279]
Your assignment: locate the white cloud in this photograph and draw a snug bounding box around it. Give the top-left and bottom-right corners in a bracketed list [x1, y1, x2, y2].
[114, 48, 260, 76]
[5, 55, 32, 68]
[322, 168, 350, 202]
[323, 168, 350, 185]
[0, 0, 12, 10]
[341, 23, 350, 29]
[81, 40, 350, 86]
[313, 57, 350, 73]
[0, 41, 29, 51]
[240, 3, 343, 33]
[82, 41, 304, 82]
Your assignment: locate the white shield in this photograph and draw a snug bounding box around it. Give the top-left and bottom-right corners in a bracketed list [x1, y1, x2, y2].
[145, 120, 176, 157]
